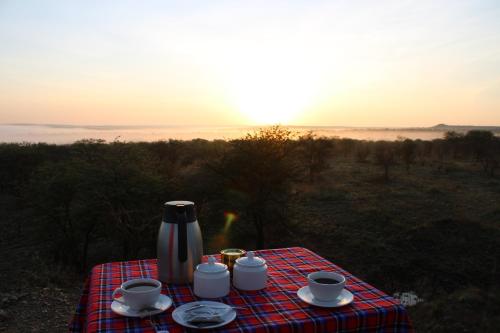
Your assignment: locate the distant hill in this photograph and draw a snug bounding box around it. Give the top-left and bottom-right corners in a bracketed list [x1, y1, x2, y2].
[430, 124, 500, 133]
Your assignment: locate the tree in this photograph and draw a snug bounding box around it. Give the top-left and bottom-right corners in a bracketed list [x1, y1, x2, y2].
[29, 159, 99, 271]
[96, 141, 169, 259]
[355, 141, 371, 163]
[297, 131, 333, 182]
[465, 130, 494, 160]
[464, 131, 498, 176]
[400, 139, 416, 173]
[146, 139, 183, 177]
[27, 140, 172, 271]
[211, 126, 299, 248]
[337, 138, 356, 158]
[444, 131, 465, 159]
[374, 141, 397, 181]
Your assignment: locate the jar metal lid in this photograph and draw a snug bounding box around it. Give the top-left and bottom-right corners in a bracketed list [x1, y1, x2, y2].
[196, 256, 227, 273]
[220, 248, 246, 256]
[235, 251, 266, 267]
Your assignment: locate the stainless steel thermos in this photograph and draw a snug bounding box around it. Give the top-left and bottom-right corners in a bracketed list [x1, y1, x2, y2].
[157, 201, 203, 283]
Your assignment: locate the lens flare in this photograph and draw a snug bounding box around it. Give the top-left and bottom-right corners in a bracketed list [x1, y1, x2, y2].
[209, 211, 239, 250]
[223, 212, 238, 233]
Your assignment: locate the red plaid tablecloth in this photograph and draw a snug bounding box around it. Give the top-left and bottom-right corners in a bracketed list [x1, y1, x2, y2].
[69, 247, 413, 332]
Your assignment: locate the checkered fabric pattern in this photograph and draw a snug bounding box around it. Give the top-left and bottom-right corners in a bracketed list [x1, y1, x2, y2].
[69, 247, 413, 332]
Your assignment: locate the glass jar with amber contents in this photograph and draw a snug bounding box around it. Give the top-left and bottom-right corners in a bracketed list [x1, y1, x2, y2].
[220, 248, 246, 274]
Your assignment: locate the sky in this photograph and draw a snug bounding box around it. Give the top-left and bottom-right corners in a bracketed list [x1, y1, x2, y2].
[0, 0, 499, 127]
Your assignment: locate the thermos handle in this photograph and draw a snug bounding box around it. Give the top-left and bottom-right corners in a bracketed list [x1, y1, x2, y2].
[176, 208, 188, 263]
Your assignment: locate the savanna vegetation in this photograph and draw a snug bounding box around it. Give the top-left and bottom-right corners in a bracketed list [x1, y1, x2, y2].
[1, 126, 499, 332]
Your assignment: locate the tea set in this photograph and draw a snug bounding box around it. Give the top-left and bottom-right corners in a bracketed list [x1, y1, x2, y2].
[111, 201, 353, 329]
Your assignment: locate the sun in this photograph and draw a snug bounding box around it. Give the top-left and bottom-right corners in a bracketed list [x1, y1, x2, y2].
[222, 47, 321, 125]
[231, 71, 313, 124]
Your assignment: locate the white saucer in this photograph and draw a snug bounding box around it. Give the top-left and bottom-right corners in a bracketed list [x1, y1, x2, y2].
[297, 286, 353, 308]
[172, 301, 237, 330]
[111, 294, 172, 317]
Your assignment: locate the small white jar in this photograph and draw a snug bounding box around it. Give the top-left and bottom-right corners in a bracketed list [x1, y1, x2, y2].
[233, 251, 268, 291]
[194, 256, 230, 298]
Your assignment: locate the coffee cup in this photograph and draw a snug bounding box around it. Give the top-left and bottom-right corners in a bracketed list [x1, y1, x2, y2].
[112, 278, 162, 310]
[307, 271, 345, 301]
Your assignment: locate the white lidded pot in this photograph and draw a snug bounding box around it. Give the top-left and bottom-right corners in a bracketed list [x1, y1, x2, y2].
[233, 251, 268, 291]
[193, 256, 230, 298]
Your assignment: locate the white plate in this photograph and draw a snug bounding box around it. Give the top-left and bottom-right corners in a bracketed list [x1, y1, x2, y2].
[172, 301, 237, 330]
[297, 286, 354, 308]
[111, 294, 172, 317]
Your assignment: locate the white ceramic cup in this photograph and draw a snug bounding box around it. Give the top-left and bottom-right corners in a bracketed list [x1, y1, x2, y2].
[307, 271, 346, 301]
[112, 278, 162, 310]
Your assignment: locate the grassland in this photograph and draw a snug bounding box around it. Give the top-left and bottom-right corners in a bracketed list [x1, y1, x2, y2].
[0, 132, 499, 332]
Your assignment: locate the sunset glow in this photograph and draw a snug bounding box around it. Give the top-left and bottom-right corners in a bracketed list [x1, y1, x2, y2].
[1, 1, 500, 126]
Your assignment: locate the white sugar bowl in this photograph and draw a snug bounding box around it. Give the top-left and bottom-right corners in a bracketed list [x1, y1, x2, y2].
[194, 256, 230, 298]
[233, 251, 268, 291]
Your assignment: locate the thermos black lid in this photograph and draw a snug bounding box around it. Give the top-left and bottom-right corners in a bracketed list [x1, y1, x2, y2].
[163, 201, 197, 223]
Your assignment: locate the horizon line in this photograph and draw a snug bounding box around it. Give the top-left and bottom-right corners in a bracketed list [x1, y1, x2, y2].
[3, 122, 500, 130]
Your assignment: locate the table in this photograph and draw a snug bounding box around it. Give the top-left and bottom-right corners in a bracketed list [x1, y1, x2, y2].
[69, 247, 414, 332]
